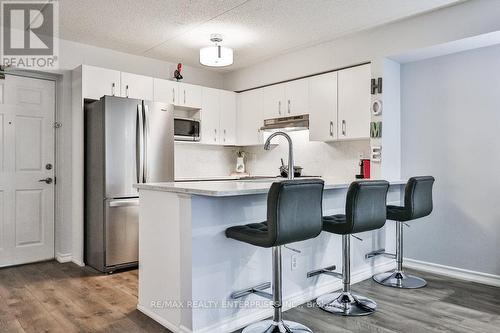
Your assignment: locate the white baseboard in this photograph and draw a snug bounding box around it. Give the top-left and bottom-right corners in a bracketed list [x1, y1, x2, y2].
[71, 258, 85, 267]
[55, 253, 72, 263]
[192, 260, 396, 333]
[55, 253, 85, 267]
[137, 304, 182, 332]
[404, 258, 500, 288]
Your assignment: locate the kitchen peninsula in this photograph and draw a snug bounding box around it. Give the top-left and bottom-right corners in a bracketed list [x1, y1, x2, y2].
[135, 178, 405, 333]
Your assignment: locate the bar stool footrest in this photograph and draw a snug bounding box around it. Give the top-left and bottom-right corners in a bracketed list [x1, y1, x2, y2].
[306, 265, 339, 278]
[230, 282, 272, 300]
[365, 248, 396, 259]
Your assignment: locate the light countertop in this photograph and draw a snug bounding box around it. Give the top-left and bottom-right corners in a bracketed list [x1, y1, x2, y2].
[135, 178, 406, 197]
[174, 175, 276, 182]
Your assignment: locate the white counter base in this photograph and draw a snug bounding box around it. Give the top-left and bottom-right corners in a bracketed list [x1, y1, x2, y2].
[137, 181, 404, 333]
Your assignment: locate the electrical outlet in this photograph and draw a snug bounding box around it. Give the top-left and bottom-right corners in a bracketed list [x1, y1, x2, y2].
[291, 255, 298, 271]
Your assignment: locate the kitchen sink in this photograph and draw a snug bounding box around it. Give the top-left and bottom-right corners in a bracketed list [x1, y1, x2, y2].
[237, 176, 321, 183]
[237, 176, 280, 183]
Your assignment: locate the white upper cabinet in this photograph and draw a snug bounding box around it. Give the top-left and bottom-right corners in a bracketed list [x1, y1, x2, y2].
[178, 82, 202, 109]
[82, 65, 121, 100]
[201, 87, 221, 144]
[309, 72, 338, 141]
[200, 88, 237, 145]
[262, 84, 285, 119]
[220, 91, 237, 145]
[237, 89, 264, 146]
[153, 78, 178, 104]
[262, 78, 309, 118]
[284, 78, 309, 116]
[337, 64, 371, 140]
[121, 72, 154, 101]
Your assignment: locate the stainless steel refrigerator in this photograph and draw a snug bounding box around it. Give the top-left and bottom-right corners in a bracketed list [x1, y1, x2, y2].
[84, 96, 174, 273]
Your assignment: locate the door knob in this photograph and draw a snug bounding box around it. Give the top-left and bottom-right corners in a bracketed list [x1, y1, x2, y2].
[38, 177, 53, 184]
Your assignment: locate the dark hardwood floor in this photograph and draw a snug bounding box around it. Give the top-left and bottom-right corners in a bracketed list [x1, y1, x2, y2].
[0, 261, 498, 332]
[0, 261, 168, 333]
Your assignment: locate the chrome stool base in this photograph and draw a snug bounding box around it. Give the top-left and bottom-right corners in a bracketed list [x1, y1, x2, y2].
[242, 320, 313, 333]
[373, 271, 427, 289]
[316, 291, 376, 316]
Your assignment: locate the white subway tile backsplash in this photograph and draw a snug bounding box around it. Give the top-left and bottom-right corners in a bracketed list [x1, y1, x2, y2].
[174, 131, 370, 181]
[174, 143, 238, 179]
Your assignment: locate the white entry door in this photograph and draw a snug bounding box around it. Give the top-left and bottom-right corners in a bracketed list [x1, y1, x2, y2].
[0, 74, 55, 267]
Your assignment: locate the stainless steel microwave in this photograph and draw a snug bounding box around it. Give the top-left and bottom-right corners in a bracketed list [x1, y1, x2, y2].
[174, 118, 200, 141]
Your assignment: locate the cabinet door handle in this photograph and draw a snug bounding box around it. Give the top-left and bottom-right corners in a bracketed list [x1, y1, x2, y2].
[172, 88, 175, 103]
[288, 99, 291, 114]
[342, 120, 346, 136]
[126, 85, 129, 98]
[183, 90, 186, 104]
[214, 128, 217, 142]
[329, 121, 334, 137]
[278, 101, 281, 115]
[112, 83, 115, 96]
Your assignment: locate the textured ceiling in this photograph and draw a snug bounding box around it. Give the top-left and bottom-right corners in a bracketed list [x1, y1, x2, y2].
[59, 0, 463, 71]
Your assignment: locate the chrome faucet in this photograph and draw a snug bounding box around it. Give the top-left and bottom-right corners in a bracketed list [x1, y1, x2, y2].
[264, 132, 294, 180]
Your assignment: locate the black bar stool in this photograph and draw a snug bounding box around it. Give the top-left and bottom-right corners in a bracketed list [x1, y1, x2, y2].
[370, 176, 435, 289]
[226, 179, 324, 333]
[308, 180, 389, 316]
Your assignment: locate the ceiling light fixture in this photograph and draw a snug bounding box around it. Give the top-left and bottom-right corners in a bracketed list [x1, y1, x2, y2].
[199, 34, 233, 67]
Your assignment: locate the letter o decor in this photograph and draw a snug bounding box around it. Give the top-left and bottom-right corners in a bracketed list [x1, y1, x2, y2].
[371, 99, 383, 116]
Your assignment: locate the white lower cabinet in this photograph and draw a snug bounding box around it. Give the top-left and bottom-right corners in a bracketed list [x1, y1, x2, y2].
[309, 72, 338, 141]
[337, 64, 371, 140]
[237, 89, 264, 146]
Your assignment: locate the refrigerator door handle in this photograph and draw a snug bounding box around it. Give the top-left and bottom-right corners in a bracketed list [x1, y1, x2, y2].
[108, 199, 140, 207]
[143, 104, 150, 183]
[136, 104, 144, 184]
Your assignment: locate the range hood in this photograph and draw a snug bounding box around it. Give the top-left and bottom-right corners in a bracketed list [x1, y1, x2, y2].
[260, 114, 309, 132]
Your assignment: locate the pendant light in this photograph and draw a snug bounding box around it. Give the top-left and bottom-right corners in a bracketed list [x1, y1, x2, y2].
[199, 34, 233, 67]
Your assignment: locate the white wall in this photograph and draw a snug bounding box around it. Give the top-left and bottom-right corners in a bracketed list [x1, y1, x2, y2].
[52, 38, 224, 260]
[401, 44, 500, 276]
[244, 131, 370, 180]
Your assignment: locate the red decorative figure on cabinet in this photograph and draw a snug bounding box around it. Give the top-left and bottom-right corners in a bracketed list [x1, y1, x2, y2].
[174, 63, 183, 81]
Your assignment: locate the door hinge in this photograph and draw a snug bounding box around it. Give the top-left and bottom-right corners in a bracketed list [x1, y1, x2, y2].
[54, 122, 62, 128]
[54, 177, 57, 185]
